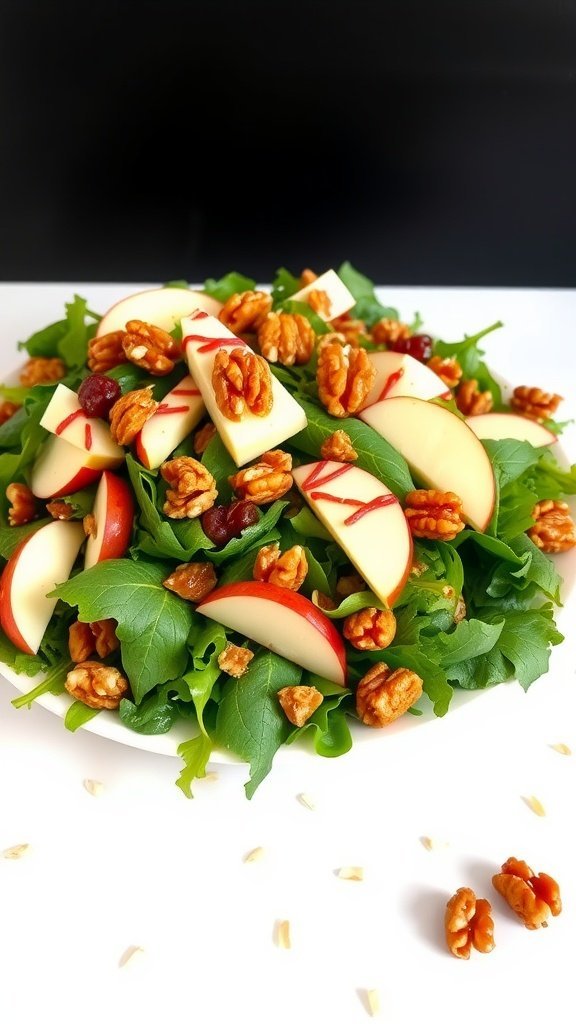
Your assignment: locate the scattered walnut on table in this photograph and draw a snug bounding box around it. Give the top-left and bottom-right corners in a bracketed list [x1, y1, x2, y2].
[88, 331, 127, 372]
[456, 378, 493, 415]
[511, 385, 562, 422]
[355, 663, 423, 727]
[343, 607, 396, 651]
[6, 482, 37, 526]
[163, 561, 218, 601]
[320, 429, 358, 463]
[527, 499, 576, 553]
[218, 643, 254, 678]
[404, 489, 465, 541]
[317, 341, 375, 417]
[229, 450, 293, 505]
[218, 290, 272, 334]
[257, 312, 315, 366]
[253, 542, 308, 590]
[445, 887, 495, 959]
[212, 347, 273, 421]
[492, 857, 562, 929]
[161, 456, 217, 519]
[278, 685, 323, 727]
[19, 357, 66, 387]
[122, 320, 181, 376]
[65, 661, 128, 710]
[109, 386, 158, 445]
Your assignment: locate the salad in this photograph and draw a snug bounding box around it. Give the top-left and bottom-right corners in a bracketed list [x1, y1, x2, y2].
[0, 264, 574, 798]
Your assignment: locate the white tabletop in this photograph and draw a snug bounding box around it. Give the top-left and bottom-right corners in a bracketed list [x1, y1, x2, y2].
[1, 284, 575, 1024]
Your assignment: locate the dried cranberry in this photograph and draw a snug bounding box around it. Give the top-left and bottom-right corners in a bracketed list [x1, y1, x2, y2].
[201, 500, 260, 547]
[391, 333, 433, 363]
[78, 374, 121, 418]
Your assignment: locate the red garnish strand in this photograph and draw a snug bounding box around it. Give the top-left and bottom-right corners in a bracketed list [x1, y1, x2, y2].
[378, 368, 404, 401]
[189, 310, 209, 321]
[84, 423, 93, 450]
[440, 390, 452, 400]
[301, 461, 353, 491]
[344, 493, 398, 525]
[156, 404, 191, 415]
[310, 491, 363, 508]
[183, 335, 246, 354]
[55, 408, 86, 435]
[171, 388, 201, 396]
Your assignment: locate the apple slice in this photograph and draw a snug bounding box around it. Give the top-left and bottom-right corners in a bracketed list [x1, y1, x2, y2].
[30, 435, 102, 499]
[0, 521, 85, 654]
[360, 397, 496, 532]
[96, 286, 222, 337]
[40, 384, 125, 468]
[359, 350, 449, 410]
[289, 269, 354, 322]
[292, 461, 412, 606]
[134, 374, 205, 469]
[197, 581, 347, 686]
[84, 471, 135, 569]
[465, 412, 557, 447]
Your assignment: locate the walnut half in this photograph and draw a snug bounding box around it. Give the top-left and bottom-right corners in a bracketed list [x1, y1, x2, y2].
[65, 662, 128, 709]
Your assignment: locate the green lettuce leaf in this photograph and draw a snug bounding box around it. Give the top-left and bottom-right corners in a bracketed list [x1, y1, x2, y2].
[286, 677, 353, 757]
[176, 733, 213, 797]
[433, 321, 503, 406]
[271, 267, 300, 306]
[65, 701, 100, 732]
[203, 272, 256, 303]
[337, 262, 399, 326]
[481, 606, 563, 689]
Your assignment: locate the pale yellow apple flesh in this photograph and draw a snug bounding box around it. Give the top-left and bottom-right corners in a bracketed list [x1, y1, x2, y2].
[40, 384, 125, 468]
[289, 269, 354, 321]
[465, 412, 557, 447]
[135, 374, 205, 469]
[360, 350, 449, 410]
[96, 287, 222, 336]
[360, 397, 496, 532]
[292, 461, 413, 606]
[30, 435, 102, 498]
[182, 312, 307, 466]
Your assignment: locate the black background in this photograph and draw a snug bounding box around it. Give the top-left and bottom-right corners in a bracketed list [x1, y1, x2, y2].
[1, 0, 575, 285]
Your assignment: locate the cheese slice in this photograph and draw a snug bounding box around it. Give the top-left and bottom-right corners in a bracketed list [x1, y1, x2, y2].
[135, 374, 205, 468]
[289, 269, 354, 322]
[182, 311, 307, 466]
[40, 383, 124, 464]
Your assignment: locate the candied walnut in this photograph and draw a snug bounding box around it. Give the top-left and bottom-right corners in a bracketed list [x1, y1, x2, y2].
[343, 607, 396, 651]
[307, 289, 331, 318]
[511, 385, 562, 422]
[83, 513, 97, 538]
[356, 662, 423, 727]
[313, 590, 337, 611]
[492, 857, 562, 929]
[218, 643, 254, 678]
[69, 621, 95, 663]
[445, 888, 495, 959]
[253, 542, 308, 591]
[317, 342, 375, 418]
[454, 594, 467, 624]
[456, 378, 493, 416]
[426, 355, 462, 388]
[257, 312, 315, 366]
[213, 347, 273, 422]
[20, 357, 66, 387]
[193, 421, 216, 455]
[370, 318, 411, 347]
[6, 482, 37, 526]
[404, 489, 465, 541]
[90, 619, 119, 658]
[299, 268, 317, 287]
[46, 499, 75, 520]
[320, 429, 358, 463]
[330, 314, 368, 348]
[161, 456, 217, 520]
[336, 572, 366, 598]
[219, 290, 272, 334]
[88, 331, 127, 373]
[109, 386, 158, 446]
[122, 320, 180, 377]
[229, 449, 292, 505]
[527, 499, 576, 553]
[163, 561, 217, 601]
[65, 661, 128, 710]
[0, 401, 21, 425]
[278, 685, 323, 727]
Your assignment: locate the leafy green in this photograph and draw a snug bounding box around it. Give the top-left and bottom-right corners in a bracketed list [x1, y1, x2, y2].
[127, 455, 215, 561]
[0, 406, 28, 451]
[0, 387, 56, 506]
[119, 679, 193, 734]
[286, 677, 353, 757]
[277, 300, 331, 335]
[176, 733, 213, 797]
[204, 501, 288, 566]
[271, 267, 300, 306]
[432, 618, 504, 667]
[527, 451, 576, 500]
[288, 505, 331, 541]
[214, 650, 302, 797]
[18, 295, 99, 369]
[201, 433, 236, 503]
[292, 398, 414, 499]
[481, 607, 563, 689]
[483, 439, 541, 490]
[10, 656, 73, 707]
[350, 643, 453, 717]
[337, 262, 399, 327]
[64, 701, 100, 732]
[53, 559, 195, 703]
[433, 321, 503, 406]
[319, 591, 387, 618]
[0, 385, 30, 405]
[203, 272, 256, 303]
[181, 618, 227, 734]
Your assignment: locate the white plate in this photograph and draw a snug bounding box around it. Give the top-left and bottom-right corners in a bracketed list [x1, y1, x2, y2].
[1, 283, 575, 758]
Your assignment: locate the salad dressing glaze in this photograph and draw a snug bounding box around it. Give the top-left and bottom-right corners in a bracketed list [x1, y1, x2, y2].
[55, 408, 88, 435]
[84, 423, 92, 450]
[378, 368, 404, 401]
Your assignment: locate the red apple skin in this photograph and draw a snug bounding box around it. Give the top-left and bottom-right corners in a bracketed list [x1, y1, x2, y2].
[198, 581, 348, 685]
[0, 539, 35, 654]
[134, 432, 150, 469]
[93, 472, 135, 562]
[48, 465, 102, 499]
[387, 531, 414, 607]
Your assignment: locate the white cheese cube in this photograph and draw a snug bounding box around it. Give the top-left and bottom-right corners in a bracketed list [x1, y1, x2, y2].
[289, 269, 354, 321]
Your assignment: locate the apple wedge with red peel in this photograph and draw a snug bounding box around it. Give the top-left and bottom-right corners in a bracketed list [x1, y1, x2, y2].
[465, 412, 557, 447]
[96, 287, 222, 337]
[0, 521, 85, 654]
[292, 461, 412, 607]
[40, 384, 125, 468]
[360, 396, 496, 532]
[359, 350, 449, 410]
[197, 582, 347, 686]
[84, 471, 135, 569]
[134, 374, 205, 469]
[30, 435, 102, 499]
